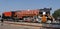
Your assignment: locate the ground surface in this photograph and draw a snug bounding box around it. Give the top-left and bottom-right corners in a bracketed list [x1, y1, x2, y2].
[0, 23, 40, 29]
[0, 21, 43, 29]
[0, 21, 60, 29]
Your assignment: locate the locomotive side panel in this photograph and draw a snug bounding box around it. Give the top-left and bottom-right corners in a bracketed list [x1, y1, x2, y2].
[15, 10, 39, 19]
[2, 12, 12, 19]
[4, 12, 12, 17]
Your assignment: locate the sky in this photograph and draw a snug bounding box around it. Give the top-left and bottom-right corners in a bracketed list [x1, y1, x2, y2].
[0, 0, 60, 15]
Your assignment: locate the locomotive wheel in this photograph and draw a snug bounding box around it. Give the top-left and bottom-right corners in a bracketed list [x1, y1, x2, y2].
[23, 17, 31, 22]
[46, 20, 52, 23]
[31, 19, 36, 23]
[37, 19, 42, 23]
[12, 18, 19, 22]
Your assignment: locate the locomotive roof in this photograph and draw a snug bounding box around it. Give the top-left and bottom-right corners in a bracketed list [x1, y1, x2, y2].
[11, 8, 51, 12]
[39, 8, 52, 12]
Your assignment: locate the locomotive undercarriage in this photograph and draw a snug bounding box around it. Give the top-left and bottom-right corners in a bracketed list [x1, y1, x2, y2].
[8, 15, 54, 23]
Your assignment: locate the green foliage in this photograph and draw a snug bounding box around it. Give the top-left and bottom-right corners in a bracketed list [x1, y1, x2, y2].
[52, 9, 60, 18]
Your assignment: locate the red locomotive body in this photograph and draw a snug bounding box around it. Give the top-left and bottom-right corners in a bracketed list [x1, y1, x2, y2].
[15, 10, 39, 18]
[3, 12, 12, 17]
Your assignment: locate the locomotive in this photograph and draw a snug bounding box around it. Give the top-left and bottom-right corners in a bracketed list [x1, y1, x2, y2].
[2, 8, 54, 23]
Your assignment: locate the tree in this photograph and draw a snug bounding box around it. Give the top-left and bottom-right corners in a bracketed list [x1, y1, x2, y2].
[52, 9, 60, 19]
